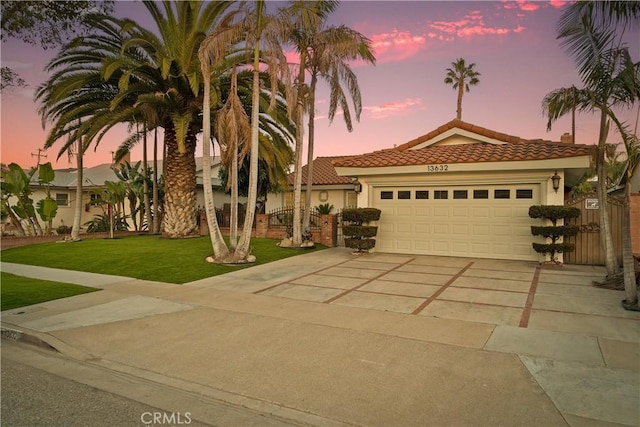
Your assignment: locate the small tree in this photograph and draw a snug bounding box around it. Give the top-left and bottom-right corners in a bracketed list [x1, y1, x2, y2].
[36, 162, 58, 235]
[342, 208, 381, 253]
[529, 205, 581, 263]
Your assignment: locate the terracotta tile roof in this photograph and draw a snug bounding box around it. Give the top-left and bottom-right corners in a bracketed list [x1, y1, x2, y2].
[333, 120, 595, 169]
[287, 156, 357, 186]
[333, 141, 595, 168]
[396, 119, 526, 150]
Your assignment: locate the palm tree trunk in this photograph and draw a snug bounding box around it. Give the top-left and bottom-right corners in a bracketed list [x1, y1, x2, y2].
[229, 134, 238, 251]
[292, 52, 307, 246]
[71, 138, 83, 241]
[152, 128, 160, 234]
[596, 111, 619, 276]
[143, 127, 152, 233]
[234, 53, 261, 261]
[622, 181, 638, 307]
[302, 74, 318, 235]
[456, 84, 464, 120]
[201, 63, 229, 261]
[162, 123, 198, 238]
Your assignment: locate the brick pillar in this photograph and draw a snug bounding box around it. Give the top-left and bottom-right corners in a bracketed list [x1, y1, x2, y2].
[255, 213, 268, 239]
[320, 214, 337, 247]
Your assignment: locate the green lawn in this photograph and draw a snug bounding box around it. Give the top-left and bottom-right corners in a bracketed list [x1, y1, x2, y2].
[1, 272, 99, 311]
[1, 235, 324, 284]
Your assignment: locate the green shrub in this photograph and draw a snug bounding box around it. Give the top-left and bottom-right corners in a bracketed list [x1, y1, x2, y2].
[532, 243, 576, 254]
[56, 225, 72, 235]
[342, 208, 381, 225]
[529, 205, 581, 262]
[342, 225, 378, 238]
[344, 238, 377, 251]
[530, 225, 579, 239]
[528, 206, 580, 223]
[316, 203, 334, 215]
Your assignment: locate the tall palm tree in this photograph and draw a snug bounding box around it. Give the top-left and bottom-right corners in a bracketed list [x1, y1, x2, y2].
[444, 58, 480, 120]
[37, 2, 239, 239]
[299, 24, 375, 232]
[554, 1, 640, 287]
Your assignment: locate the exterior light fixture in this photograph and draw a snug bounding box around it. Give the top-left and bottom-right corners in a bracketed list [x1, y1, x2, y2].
[353, 179, 362, 193]
[551, 171, 561, 193]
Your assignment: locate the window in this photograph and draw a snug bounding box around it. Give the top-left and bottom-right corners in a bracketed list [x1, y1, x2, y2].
[453, 190, 468, 199]
[494, 189, 510, 199]
[473, 189, 489, 199]
[90, 193, 102, 202]
[380, 191, 394, 200]
[415, 190, 429, 200]
[434, 190, 448, 199]
[516, 189, 533, 199]
[346, 191, 358, 207]
[285, 192, 293, 206]
[398, 190, 411, 200]
[56, 193, 69, 206]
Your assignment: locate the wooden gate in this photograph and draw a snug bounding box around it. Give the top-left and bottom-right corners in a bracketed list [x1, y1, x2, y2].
[563, 193, 624, 265]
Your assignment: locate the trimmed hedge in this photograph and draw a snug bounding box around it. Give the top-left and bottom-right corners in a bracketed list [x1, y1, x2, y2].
[528, 205, 580, 223]
[342, 225, 378, 238]
[344, 238, 377, 251]
[532, 243, 576, 254]
[530, 225, 579, 239]
[342, 208, 381, 224]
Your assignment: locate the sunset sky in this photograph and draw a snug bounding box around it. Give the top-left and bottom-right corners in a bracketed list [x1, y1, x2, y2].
[1, 0, 639, 169]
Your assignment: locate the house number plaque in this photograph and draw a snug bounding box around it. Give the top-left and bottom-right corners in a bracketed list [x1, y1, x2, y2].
[426, 164, 449, 172]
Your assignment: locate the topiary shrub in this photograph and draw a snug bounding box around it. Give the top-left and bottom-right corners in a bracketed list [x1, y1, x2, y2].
[342, 208, 381, 253]
[529, 205, 581, 263]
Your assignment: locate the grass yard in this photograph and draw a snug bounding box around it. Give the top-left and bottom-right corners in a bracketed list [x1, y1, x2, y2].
[0, 235, 325, 284]
[1, 272, 99, 311]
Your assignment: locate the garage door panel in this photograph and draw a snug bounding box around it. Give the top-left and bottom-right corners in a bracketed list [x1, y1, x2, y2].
[373, 184, 539, 261]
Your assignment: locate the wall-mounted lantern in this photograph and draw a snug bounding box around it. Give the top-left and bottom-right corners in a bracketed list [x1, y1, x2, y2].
[551, 171, 561, 193]
[353, 179, 362, 193]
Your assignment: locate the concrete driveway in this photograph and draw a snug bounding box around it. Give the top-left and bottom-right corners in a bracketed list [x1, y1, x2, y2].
[2, 247, 639, 426]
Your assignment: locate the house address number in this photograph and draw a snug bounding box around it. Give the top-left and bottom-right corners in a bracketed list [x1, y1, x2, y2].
[426, 164, 449, 172]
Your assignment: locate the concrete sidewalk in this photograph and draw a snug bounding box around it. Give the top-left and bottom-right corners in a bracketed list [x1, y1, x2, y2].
[2, 248, 639, 426]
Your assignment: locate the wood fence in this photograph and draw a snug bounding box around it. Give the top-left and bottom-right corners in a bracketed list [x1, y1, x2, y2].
[563, 193, 624, 265]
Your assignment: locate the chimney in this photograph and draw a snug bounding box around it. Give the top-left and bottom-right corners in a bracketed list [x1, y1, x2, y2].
[560, 132, 573, 144]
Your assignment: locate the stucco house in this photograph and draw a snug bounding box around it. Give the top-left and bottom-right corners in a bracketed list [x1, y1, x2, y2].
[333, 119, 595, 262]
[265, 156, 359, 213]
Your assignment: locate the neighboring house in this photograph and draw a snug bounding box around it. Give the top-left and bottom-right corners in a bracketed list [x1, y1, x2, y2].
[333, 119, 594, 262]
[6, 155, 234, 234]
[265, 156, 359, 213]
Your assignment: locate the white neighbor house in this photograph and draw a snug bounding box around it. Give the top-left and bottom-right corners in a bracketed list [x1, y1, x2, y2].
[332, 119, 594, 262]
[7, 156, 235, 234]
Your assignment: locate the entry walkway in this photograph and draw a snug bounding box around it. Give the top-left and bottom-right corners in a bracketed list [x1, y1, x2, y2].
[2, 248, 639, 426]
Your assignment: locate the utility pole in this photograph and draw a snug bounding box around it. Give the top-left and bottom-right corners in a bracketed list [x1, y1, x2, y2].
[31, 148, 47, 166]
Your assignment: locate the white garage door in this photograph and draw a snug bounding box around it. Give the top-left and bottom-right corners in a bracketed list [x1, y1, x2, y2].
[373, 184, 540, 261]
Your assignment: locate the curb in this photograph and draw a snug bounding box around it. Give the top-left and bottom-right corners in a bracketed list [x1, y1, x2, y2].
[1, 327, 58, 352]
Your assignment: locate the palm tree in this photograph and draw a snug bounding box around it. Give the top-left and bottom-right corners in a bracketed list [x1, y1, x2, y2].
[553, 1, 640, 287]
[299, 24, 375, 233]
[542, 85, 583, 143]
[37, 2, 239, 239]
[199, 1, 293, 263]
[444, 58, 480, 120]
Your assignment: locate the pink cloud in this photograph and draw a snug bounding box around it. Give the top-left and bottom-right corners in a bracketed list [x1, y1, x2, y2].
[517, 1, 540, 12]
[370, 29, 426, 63]
[364, 98, 423, 119]
[429, 11, 525, 40]
[549, 1, 568, 8]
